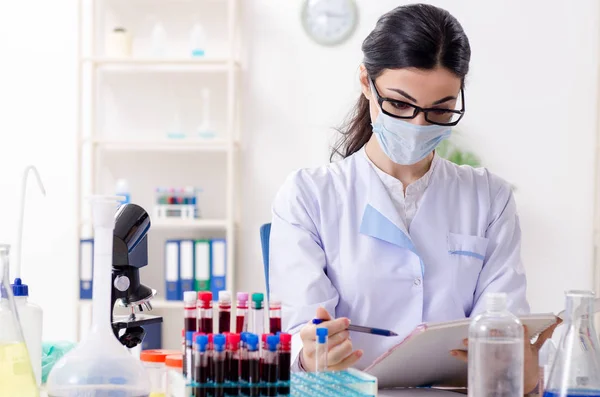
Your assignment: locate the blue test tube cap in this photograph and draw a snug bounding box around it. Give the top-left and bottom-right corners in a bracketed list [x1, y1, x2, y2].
[196, 335, 209, 352]
[316, 327, 328, 344]
[246, 334, 259, 351]
[266, 335, 279, 352]
[214, 334, 227, 352]
[186, 331, 195, 342]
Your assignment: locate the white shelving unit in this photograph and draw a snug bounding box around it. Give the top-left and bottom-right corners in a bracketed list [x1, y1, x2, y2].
[76, 0, 241, 349]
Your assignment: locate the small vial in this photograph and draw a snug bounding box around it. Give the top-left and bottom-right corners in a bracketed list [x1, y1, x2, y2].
[207, 334, 214, 382]
[240, 332, 251, 396]
[194, 334, 209, 397]
[236, 292, 249, 333]
[260, 334, 271, 396]
[218, 291, 232, 334]
[226, 333, 241, 396]
[213, 334, 227, 397]
[184, 291, 198, 334]
[315, 328, 328, 373]
[264, 335, 279, 397]
[185, 331, 195, 380]
[278, 333, 291, 396]
[250, 293, 265, 335]
[198, 292, 213, 334]
[246, 334, 260, 397]
[268, 296, 282, 334]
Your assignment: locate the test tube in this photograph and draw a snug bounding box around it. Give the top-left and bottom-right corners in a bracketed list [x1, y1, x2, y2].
[185, 331, 195, 380]
[194, 334, 209, 397]
[260, 334, 271, 396]
[218, 291, 232, 334]
[198, 292, 213, 334]
[236, 292, 249, 333]
[265, 335, 279, 397]
[278, 333, 291, 396]
[240, 332, 251, 396]
[246, 334, 260, 397]
[315, 328, 328, 373]
[250, 293, 264, 335]
[181, 329, 186, 353]
[268, 296, 282, 334]
[207, 334, 214, 382]
[213, 334, 226, 397]
[226, 333, 241, 396]
[184, 291, 198, 334]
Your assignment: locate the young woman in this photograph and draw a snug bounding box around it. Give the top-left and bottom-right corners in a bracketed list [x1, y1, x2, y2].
[269, 3, 557, 393]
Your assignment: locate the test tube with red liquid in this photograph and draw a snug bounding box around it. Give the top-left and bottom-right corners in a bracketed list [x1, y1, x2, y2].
[207, 333, 214, 382]
[278, 333, 291, 396]
[213, 334, 227, 397]
[218, 291, 231, 334]
[193, 334, 209, 397]
[226, 333, 241, 396]
[198, 292, 213, 334]
[236, 292, 249, 333]
[264, 335, 279, 397]
[260, 334, 271, 396]
[268, 296, 282, 334]
[240, 332, 251, 396]
[184, 291, 198, 334]
[246, 334, 260, 397]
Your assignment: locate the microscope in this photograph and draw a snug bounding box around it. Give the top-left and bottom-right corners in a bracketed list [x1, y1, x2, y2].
[111, 203, 163, 348]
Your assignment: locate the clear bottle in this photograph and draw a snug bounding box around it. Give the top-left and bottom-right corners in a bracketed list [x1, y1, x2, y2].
[189, 19, 206, 57]
[544, 290, 600, 397]
[0, 244, 38, 397]
[468, 292, 524, 397]
[47, 196, 150, 397]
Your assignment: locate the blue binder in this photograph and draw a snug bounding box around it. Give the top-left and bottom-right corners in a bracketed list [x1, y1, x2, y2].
[179, 240, 195, 299]
[165, 240, 181, 301]
[210, 239, 227, 297]
[79, 239, 94, 299]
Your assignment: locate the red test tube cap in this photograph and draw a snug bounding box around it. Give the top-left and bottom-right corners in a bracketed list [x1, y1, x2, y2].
[279, 333, 291, 344]
[227, 333, 241, 350]
[208, 334, 214, 343]
[198, 292, 213, 302]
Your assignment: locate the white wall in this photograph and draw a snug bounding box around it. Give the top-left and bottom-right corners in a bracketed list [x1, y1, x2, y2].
[0, 0, 597, 342]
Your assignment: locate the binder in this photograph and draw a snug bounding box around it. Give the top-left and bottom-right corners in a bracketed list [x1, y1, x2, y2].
[79, 239, 94, 299]
[194, 240, 211, 291]
[210, 239, 226, 297]
[179, 240, 194, 299]
[165, 240, 180, 301]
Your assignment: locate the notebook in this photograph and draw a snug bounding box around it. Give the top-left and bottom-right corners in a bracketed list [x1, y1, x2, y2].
[364, 313, 558, 389]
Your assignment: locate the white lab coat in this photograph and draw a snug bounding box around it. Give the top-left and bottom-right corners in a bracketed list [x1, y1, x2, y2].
[269, 147, 530, 370]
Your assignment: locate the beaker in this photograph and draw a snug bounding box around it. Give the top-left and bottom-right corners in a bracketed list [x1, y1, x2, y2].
[544, 290, 600, 397]
[47, 196, 150, 397]
[0, 244, 38, 397]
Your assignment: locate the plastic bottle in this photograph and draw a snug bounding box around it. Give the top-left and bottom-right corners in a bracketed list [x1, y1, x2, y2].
[115, 179, 130, 205]
[189, 20, 206, 57]
[468, 292, 524, 397]
[544, 290, 600, 397]
[151, 20, 168, 58]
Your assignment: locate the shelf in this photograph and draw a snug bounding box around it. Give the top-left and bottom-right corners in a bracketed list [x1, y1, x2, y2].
[85, 138, 237, 153]
[81, 57, 240, 72]
[152, 218, 229, 230]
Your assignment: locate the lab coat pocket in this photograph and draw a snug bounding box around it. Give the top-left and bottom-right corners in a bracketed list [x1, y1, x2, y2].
[447, 232, 489, 310]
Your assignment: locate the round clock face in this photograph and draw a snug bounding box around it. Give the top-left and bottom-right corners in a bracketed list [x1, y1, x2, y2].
[301, 0, 359, 46]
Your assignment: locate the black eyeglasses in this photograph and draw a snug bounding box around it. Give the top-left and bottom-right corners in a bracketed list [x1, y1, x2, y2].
[369, 77, 465, 126]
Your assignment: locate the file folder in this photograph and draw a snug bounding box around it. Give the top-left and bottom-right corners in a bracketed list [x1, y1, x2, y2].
[79, 239, 94, 300]
[210, 239, 226, 297]
[194, 240, 211, 291]
[165, 240, 180, 301]
[179, 240, 194, 299]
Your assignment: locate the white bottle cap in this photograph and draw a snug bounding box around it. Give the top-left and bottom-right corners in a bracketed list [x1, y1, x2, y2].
[183, 291, 197, 303]
[269, 293, 281, 306]
[485, 292, 507, 312]
[218, 290, 231, 303]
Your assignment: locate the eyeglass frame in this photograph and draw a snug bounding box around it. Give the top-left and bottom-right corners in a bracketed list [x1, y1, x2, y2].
[369, 77, 466, 127]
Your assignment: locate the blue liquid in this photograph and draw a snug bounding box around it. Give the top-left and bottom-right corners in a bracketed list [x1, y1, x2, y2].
[544, 391, 600, 397]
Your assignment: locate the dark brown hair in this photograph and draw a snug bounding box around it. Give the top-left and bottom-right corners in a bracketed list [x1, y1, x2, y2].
[331, 4, 471, 160]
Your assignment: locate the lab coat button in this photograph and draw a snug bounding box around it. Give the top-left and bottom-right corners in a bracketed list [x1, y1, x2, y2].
[414, 278, 422, 286]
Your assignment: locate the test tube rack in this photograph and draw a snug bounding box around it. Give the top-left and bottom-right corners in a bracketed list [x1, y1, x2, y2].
[170, 368, 378, 397]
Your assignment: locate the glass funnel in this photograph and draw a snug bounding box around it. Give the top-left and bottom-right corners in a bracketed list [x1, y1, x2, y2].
[0, 244, 38, 397]
[544, 290, 600, 397]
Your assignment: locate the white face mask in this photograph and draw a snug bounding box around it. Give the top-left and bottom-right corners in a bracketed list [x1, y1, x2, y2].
[371, 110, 452, 165]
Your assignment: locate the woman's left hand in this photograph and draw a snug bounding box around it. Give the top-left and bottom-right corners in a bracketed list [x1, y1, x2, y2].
[451, 318, 561, 395]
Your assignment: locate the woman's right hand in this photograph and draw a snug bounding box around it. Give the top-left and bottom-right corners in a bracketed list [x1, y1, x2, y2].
[299, 307, 363, 372]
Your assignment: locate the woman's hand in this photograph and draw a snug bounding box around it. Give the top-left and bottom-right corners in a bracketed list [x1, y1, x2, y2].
[451, 319, 561, 395]
[299, 307, 363, 372]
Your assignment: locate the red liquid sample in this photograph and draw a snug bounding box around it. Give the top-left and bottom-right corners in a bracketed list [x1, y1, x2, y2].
[207, 355, 214, 382]
[185, 317, 197, 333]
[265, 362, 278, 397]
[269, 317, 281, 334]
[260, 359, 268, 396]
[199, 318, 213, 334]
[219, 311, 230, 334]
[193, 361, 208, 397]
[249, 358, 260, 397]
[278, 352, 291, 395]
[240, 357, 250, 396]
[236, 315, 246, 333]
[214, 358, 225, 397]
[225, 357, 239, 396]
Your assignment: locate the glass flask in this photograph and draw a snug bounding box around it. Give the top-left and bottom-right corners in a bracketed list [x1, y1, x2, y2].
[47, 196, 150, 397]
[0, 244, 38, 397]
[544, 290, 600, 397]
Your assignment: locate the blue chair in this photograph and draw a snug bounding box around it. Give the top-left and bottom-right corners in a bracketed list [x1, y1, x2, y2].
[260, 223, 272, 299]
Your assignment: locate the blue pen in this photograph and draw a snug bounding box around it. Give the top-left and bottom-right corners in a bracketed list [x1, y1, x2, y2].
[312, 318, 398, 337]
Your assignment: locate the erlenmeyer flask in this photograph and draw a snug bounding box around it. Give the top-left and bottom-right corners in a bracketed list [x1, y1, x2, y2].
[544, 290, 600, 397]
[0, 244, 38, 397]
